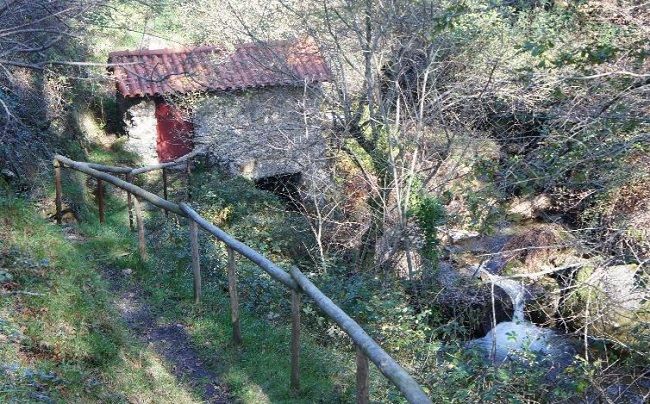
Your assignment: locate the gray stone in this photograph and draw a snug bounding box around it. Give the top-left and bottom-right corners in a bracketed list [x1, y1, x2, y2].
[120, 98, 158, 165]
[507, 193, 551, 220]
[600, 384, 647, 404]
[563, 263, 649, 344]
[119, 86, 330, 196]
[1, 169, 16, 180]
[194, 86, 327, 185]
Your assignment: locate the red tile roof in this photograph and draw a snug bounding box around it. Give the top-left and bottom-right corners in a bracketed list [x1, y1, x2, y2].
[108, 38, 332, 98]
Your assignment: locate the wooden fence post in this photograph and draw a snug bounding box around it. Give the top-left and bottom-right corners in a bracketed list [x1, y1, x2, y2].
[133, 197, 147, 261]
[162, 167, 169, 217]
[291, 289, 301, 392]
[189, 220, 201, 304]
[356, 345, 370, 404]
[227, 247, 242, 345]
[126, 173, 134, 231]
[97, 179, 105, 224]
[53, 160, 62, 224]
[186, 160, 192, 201]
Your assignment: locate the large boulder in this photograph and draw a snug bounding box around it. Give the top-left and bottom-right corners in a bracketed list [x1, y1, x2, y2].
[561, 264, 649, 347]
[507, 193, 552, 221]
[583, 174, 650, 261]
[435, 262, 514, 337]
[500, 222, 578, 274]
[526, 276, 562, 327]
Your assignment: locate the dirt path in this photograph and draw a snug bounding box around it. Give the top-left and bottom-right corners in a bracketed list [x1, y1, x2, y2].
[56, 121, 233, 402]
[105, 266, 231, 403]
[63, 223, 230, 403]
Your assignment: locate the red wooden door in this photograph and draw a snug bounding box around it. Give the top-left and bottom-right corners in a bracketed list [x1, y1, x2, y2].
[155, 101, 193, 163]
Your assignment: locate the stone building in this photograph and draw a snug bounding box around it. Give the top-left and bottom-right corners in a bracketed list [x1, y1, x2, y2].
[107, 38, 332, 187]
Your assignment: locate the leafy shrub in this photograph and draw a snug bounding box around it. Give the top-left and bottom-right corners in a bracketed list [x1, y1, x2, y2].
[412, 196, 446, 264]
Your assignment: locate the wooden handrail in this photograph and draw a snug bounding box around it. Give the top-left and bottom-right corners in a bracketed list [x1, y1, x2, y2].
[290, 267, 431, 404]
[85, 162, 132, 174]
[180, 203, 299, 291]
[64, 146, 208, 177]
[54, 155, 185, 216]
[130, 146, 207, 175]
[52, 154, 431, 403]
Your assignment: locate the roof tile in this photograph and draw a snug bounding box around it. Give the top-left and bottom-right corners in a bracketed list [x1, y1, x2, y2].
[108, 38, 332, 98]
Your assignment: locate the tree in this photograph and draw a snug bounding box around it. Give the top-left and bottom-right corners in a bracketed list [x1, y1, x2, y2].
[0, 0, 105, 177]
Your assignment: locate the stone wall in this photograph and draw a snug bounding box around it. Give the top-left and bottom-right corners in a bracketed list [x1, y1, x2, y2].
[120, 97, 158, 165]
[119, 86, 329, 186]
[193, 86, 327, 183]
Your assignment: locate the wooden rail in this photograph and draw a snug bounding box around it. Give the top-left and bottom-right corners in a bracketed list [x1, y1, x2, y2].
[52, 154, 432, 404]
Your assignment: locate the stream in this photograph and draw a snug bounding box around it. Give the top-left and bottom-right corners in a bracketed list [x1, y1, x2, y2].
[468, 269, 576, 371]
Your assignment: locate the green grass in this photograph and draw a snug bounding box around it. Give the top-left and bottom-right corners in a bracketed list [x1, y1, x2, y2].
[0, 189, 204, 403]
[0, 123, 408, 402]
[74, 175, 364, 403]
[0, 157, 386, 402]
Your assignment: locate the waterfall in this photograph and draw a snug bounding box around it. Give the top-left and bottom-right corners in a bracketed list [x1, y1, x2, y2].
[468, 268, 575, 366]
[480, 268, 526, 322]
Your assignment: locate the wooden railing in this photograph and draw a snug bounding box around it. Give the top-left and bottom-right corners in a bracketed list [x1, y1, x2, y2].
[52, 153, 432, 404]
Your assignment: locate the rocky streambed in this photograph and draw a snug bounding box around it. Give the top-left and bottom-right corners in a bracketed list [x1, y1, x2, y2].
[467, 268, 576, 374]
[434, 222, 649, 400]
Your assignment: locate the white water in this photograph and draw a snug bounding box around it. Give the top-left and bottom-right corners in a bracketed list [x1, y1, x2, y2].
[469, 269, 574, 364]
[487, 274, 526, 322]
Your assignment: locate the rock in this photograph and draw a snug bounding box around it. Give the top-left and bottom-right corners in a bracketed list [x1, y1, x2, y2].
[593, 265, 645, 312]
[501, 223, 575, 274]
[445, 230, 509, 255]
[604, 384, 646, 404]
[527, 276, 561, 327]
[481, 257, 507, 274]
[561, 264, 649, 344]
[436, 262, 514, 336]
[0, 269, 13, 283]
[122, 268, 133, 276]
[586, 383, 648, 404]
[507, 193, 551, 220]
[446, 229, 480, 244]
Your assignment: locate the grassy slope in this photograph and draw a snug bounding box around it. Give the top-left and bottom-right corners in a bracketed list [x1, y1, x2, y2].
[1, 149, 390, 402]
[0, 190, 202, 403]
[79, 193, 359, 403]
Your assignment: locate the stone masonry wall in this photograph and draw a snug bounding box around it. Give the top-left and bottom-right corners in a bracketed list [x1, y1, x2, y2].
[193, 86, 327, 183]
[120, 97, 158, 165]
[120, 86, 329, 186]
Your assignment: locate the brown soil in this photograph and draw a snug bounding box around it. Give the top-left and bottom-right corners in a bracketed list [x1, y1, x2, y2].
[104, 266, 231, 404]
[62, 226, 231, 403]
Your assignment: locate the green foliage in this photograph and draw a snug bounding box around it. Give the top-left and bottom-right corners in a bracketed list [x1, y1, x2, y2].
[426, 345, 590, 402]
[192, 168, 311, 262]
[3, 0, 646, 401]
[412, 196, 446, 264]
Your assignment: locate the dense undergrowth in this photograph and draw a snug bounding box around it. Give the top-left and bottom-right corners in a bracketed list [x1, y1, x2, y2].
[1, 0, 648, 402]
[123, 160, 647, 403]
[0, 149, 589, 402]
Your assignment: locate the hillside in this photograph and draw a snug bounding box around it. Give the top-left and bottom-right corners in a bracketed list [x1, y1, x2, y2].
[1, 1, 648, 403]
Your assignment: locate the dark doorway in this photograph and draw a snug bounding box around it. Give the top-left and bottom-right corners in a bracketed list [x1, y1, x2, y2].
[155, 101, 193, 162]
[255, 172, 303, 209]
